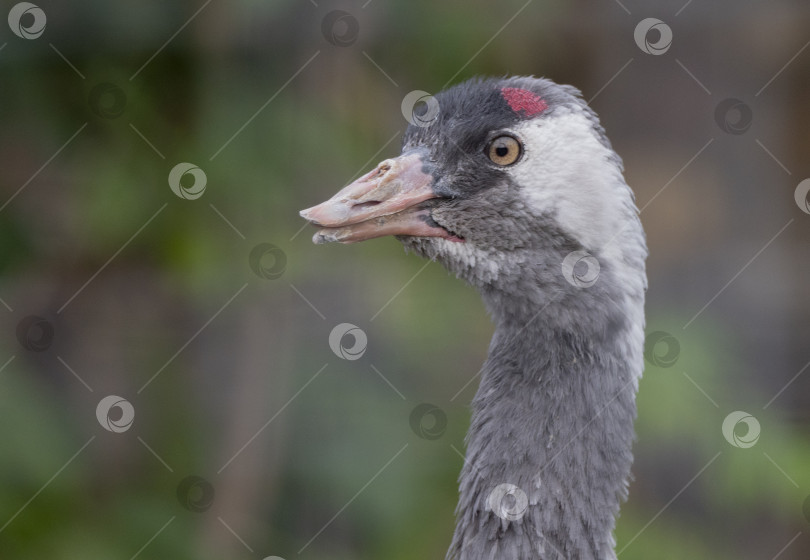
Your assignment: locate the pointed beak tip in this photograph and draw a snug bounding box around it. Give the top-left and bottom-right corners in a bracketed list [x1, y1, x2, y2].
[312, 230, 337, 245]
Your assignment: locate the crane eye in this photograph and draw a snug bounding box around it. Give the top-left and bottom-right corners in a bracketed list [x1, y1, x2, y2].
[487, 135, 522, 166]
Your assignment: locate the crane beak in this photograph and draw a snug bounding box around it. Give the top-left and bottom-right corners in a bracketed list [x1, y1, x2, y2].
[299, 150, 460, 244]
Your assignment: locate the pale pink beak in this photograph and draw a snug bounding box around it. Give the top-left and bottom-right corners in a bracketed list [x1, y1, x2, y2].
[300, 150, 459, 244]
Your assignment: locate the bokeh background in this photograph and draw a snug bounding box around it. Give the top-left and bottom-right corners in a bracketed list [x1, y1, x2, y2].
[1, 0, 809, 558]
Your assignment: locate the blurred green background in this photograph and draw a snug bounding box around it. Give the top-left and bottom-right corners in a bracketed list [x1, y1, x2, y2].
[1, 0, 809, 559]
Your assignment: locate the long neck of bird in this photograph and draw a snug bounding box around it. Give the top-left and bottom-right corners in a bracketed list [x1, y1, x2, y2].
[449, 271, 644, 560]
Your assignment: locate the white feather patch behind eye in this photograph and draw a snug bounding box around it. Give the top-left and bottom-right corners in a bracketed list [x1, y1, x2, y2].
[506, 110, 631, 262]
[506, 110, 647, 381]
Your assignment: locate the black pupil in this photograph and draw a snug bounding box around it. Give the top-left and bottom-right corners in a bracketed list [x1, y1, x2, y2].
[495, 145, 509, 157]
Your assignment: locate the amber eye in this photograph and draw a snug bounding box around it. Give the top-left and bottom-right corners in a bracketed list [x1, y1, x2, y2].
[487, 135, 522, 166]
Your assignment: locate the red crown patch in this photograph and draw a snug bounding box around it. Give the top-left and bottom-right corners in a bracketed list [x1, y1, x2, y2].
[500, 87, 548, 117]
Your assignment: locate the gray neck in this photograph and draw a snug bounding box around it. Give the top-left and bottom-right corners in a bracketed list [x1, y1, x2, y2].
[448, 272, 643, 560]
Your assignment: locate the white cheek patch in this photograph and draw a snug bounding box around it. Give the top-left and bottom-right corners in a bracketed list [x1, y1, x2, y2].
[508, 111, 634, 265]
[507, 110, 647, 341]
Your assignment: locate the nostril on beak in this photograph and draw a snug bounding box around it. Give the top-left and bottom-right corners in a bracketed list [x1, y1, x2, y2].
[352, 201, 382, 210]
